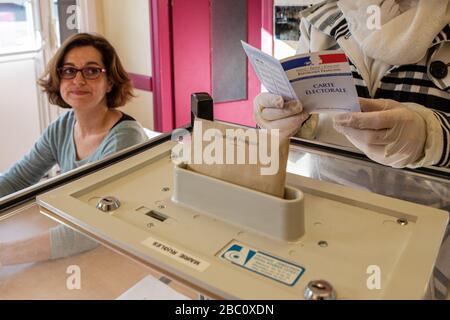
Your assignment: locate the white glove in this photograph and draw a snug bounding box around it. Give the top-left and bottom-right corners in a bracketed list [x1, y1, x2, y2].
[253, 93, 309, 137]
[333, 98, 427, 168]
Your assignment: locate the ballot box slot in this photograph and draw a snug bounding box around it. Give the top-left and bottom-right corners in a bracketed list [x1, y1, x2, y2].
[146, 210, 168, 222]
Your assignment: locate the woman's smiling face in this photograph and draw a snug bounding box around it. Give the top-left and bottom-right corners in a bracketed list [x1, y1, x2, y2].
[59, 46, 113, 111]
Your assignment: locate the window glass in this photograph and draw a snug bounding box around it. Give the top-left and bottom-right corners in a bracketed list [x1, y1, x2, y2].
[274, 5, 306, 59]
[0, 0, 40, 54]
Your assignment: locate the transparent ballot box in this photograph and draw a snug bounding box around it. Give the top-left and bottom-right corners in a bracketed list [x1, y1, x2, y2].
[1, 134, 449, 300]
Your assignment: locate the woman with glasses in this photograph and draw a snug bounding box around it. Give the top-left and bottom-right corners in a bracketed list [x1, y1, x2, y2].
[0, 33, 147, 197]
[0, 33, 147, 267]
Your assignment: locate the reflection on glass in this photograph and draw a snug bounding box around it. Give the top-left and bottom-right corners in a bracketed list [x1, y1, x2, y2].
[288, 146, 450, 211]
[0, 203, 196, 299]
[274, 6, 305, 41]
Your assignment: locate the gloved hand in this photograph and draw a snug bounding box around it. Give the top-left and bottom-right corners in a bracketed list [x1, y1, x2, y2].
[333, 98, 427, 168]
[253, 93, 310, 137]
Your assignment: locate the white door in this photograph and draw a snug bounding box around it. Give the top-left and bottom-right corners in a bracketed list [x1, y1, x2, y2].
[0, 0, 58, 173]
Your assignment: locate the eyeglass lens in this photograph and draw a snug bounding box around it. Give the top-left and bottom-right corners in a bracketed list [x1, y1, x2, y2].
[59, 67, 104, 79]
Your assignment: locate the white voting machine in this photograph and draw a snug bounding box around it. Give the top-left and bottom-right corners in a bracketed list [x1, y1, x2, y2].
[37, 140, 449, 299]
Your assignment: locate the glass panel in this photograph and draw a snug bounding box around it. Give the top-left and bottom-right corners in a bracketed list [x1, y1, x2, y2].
[288, 144, 450, 211]
[274, 4, 306, 59]
[211, 0, 247, 103]
[0, 0, 40, 54]
[0, 202, 198, 299]
[0, 137, 448, 299]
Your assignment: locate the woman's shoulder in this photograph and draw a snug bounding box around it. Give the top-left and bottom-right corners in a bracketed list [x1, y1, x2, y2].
[87, 117, 148, 159]
[41, 110, 75, 142]
[47, 110, 75, 129]
[106, 117, 148, 146]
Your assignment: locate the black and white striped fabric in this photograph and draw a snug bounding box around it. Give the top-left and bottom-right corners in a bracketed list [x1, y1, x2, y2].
[299, 0, 450, 299]
[300, 0, 450, 168]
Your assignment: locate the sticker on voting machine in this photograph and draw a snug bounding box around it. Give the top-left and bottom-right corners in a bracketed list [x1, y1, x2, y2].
[242, 41, 360, 113]
[219, 241, 305, 286]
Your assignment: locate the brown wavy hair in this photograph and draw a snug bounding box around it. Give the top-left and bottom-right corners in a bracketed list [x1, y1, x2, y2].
[39, 33, 134, 109]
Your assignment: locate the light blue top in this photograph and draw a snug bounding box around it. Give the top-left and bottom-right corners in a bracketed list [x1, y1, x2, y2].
[0, 110, 147, 197]
[0, 110, 148, 260]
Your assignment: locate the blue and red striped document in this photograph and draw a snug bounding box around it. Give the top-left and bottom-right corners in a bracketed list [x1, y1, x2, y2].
[242, 41, 360, 113]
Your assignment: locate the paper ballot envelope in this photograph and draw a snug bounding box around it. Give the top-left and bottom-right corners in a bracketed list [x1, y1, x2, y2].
[242, 41, 360, 113]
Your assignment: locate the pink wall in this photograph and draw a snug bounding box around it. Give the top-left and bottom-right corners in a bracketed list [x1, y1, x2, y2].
[172, 0, 211, 128]
[150, 0, 174, 132]
[129, 73, 152, 92]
